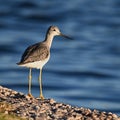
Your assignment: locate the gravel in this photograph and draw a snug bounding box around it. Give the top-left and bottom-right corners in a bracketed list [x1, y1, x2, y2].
[0, 86, 120, 120]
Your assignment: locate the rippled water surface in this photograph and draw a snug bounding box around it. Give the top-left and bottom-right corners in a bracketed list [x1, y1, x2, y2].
[0, 0, 120, 115]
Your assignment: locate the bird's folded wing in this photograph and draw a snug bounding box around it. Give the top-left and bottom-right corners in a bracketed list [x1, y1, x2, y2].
[18, 44, 49, 64]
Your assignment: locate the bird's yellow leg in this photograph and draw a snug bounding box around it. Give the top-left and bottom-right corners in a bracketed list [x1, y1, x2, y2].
[28, 68, 33, 98]
[38, 68, 44, 100]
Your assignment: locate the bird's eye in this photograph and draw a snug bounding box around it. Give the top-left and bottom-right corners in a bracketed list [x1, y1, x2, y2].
[53, 29, 56, 31]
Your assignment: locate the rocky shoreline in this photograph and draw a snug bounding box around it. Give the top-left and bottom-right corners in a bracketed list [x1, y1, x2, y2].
[0, 86, 119, 120]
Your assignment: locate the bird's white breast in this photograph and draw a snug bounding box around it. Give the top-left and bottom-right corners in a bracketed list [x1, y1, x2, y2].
[18, 55, 50, 69]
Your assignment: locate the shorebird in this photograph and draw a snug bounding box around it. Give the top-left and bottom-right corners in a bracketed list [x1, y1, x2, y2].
[17, 26, 71, 100]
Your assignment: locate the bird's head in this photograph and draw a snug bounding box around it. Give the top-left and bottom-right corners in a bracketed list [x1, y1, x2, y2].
[47, 26, 72, 39]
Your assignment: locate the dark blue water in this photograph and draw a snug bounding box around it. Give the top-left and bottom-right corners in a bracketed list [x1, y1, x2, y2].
[0, 0, 120, 116]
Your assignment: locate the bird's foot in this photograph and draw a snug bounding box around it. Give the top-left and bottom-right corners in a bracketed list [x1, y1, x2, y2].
[40, 94, 44, 100]
[27, 93, 34, 98]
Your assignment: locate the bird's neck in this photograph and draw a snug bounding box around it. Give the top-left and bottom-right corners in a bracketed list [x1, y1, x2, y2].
[44, 34, 54, 48]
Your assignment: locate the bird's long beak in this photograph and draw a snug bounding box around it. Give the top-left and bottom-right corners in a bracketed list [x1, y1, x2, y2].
[60, 33, 73, 40]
